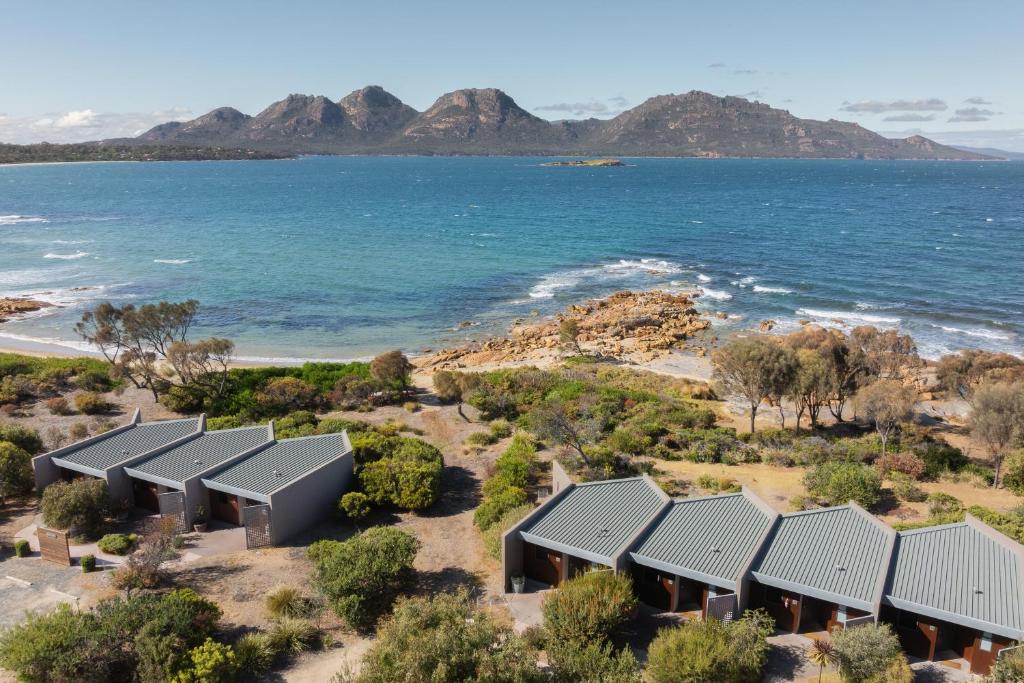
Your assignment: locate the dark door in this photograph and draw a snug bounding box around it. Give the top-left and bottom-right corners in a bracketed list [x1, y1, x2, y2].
[524, 542, 562, 586]
[132, 478, 160, 512]
[210, 490, 240, 525]
[633, 565, 675, 611]
[759, 586, 800, 632]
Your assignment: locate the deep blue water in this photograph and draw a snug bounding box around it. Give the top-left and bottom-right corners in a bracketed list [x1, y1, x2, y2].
[1, 157, 1021, 360]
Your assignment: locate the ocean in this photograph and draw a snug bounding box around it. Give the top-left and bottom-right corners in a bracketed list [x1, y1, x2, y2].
[1, 156, 1021, 361]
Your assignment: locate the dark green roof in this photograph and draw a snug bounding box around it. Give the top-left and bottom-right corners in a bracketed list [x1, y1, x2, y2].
[520, 477, 667, 565]
[124, 425, 270, 486]
[52, 418, 200, 472]
[202, 432, 350, 500]
[751, 505, 894, 611]
[630, 492, 776, 589]
[886, 518, 1024, 639]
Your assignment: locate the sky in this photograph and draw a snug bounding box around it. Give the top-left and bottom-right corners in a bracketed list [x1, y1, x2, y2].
[3, 0, 1023, 151]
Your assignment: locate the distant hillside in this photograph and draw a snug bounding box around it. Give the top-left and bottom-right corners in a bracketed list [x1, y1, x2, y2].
[951, 146, 1022, 160]
[126, 86, 991, 160]
[0, 142, 288, 165]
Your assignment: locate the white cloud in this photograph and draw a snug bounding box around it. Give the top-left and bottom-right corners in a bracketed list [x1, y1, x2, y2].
[841, 98, 947, 114]
[0, 107, 194, 144]
[533, 97, 629, 119]
[882, 113, 935, 122]
[948, 107, 1000, 123]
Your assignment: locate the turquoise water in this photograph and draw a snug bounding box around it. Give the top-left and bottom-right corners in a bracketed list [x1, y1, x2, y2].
[1, 157, 1021, 360]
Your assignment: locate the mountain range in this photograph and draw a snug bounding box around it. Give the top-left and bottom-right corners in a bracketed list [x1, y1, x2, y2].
[128, 86, 991, 160]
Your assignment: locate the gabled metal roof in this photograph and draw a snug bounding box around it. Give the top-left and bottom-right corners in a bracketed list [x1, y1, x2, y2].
[520, 477, 668, 565]
[52, 417, 201, 472]
[751, 505, 894, 612]
[124, 425, 271, 486]
[630, 491, 777, 590]
[202, 432, 351, 502]
[885, 517, 1024, 640]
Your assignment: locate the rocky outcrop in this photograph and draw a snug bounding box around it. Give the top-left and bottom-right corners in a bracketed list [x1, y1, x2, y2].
[419, 290, 711, 370]
[339, 85, 418, 134]
[0, 297, 51, 323]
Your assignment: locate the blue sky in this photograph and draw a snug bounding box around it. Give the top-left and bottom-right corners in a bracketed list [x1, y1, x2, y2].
[3, 0, 1023, 150]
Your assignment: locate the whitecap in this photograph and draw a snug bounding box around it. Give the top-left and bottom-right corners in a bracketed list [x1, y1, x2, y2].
[526, 258, 684, 300]
[689, 220, 704, 224]
[154, 258, 192, 265]
[931, 324, 1011, 341]
[43, 251, 90, 260]
[796, 308, 901, 325]
[0, 215, 48, 225]
[52, 239, 92, 245]
[603, 258, 683, 275]
[985, 218, 994, 222]
[697, 274, 712, 283]
[699, 287, 733, 301]
[752, 285, 792, 294]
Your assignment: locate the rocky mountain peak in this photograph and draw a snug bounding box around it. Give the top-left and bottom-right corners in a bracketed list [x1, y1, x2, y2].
[339, 86, 418, 132]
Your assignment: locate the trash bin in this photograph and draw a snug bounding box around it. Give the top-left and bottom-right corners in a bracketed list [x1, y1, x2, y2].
[511, 575, 526, 594]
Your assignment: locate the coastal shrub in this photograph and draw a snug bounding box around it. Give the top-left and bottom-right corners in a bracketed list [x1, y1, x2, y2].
[645, 609, 773, 683]
[358, 436, 443, 510]
[482, 503, 534, 559]
[308, 527, 419, 630]
[254, 377, 321, 416]
[80, 554, 96, 573]
[874, 451, 925, 480]
[352, 590, 544, 683]
[74, 391, 114, 415]
[915, 442, 969, 479]
[206, 414, 244, 431]
[266, 617, 319, 655]
[888, 472, 926, 503]
[675, 427, 743, 463]
[474, 485, 528, 530]
[740, 428, 795, 449]
[402, 401, 418, 413]
[1001, 450, 1024, 496]
[546, 639, 640, 683]
[989, 645, 1024, 683]
[370, 351, 413, 390]
[466, 430, 497, 447]
[541, 571, 637, 645]
[803, 461, 882, 509]
[339, 492, 371, 522]
[45, 396, 73, 415]
[926, 492, 963, 517]
[171, 638, 237, 683]
[14, 539, 30, 557]
[489, 418, 513, 439]
[97, 533, 136, 555]
[233, 632, 276, 676]
[696, 473, 718, 491]
[0, 424, 44, 454]
[0, 442, 34, 500]
[831, 622, 904, 683]
[69, 422, 89, 440]
[316, 417, 369, 435]
[41, 478, 110, 538]
[0, 603, 104, 682]
[475, 435, 536, 530]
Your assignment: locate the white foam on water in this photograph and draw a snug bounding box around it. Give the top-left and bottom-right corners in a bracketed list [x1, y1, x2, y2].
[154, 258, 192, 265]
[0, 215, 48, 225]
[699, 287, 733, 301]
[526, 258, 684, 300]
[43, 251, 90, 260]
[752, 285, 792, 294]
[52, 239, 92, 245]
[796, 308, 901, 325]
[697, 274, 712, 283]
[931, 324, 1012, 341]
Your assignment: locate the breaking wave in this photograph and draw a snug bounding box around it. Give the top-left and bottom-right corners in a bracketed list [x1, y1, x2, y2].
[43, 251, 90, 260]
[796, 308, 901, 325]
[752, 285, 792, 294]
[0, 215, 48, 225]
[154, 258, 193, 265]
[699, 287, 733, 301]
[527, 258, 683, 299]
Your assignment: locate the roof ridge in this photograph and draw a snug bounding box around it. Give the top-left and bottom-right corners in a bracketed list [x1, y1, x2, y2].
[138, 416, 201, 426]
[780, 504, 851, 518]
[672, 491, 744, 504]
[275, 431, 346, 443]
[897, 521, 970, 537]
[575, 476, 645, 488]
[205, 424, 270, 434]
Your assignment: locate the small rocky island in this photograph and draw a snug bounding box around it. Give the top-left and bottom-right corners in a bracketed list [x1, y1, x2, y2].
[541, 158, 624, 167]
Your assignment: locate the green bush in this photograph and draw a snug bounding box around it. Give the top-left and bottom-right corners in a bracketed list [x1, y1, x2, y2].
[0, 425, 44, 454]
[482, 503, 534, 559]
[645, 609, 773, 683]
[81, 554, 96, 573]
[541, 571, 637, 645]
[473, 485, 528, 531]
[926, 492, 963, 516]
[1002, 450, 1024, 496]
[254, 377, 321, 416]
[466, 431, 498, 447]
[351, 590, 544, 683]
[41, 478, 110, 538]
[233, 632, 276, 676]
[339, 492, 371, 521]
[97, 533, 136, 555]
[14, 539, 30, 557]
[888, 472, 926, 503]
[874, 451, 925, 480]
[546, 638, 640, 683]
[205, 414, 244, 430]
[308, 527, 419, 630]
[989, 645, 1024, 683]
[831, 622, 904, 683]
[803, 461, 882, 509]
[265, 586, 313, 620]
[0, 441, 34, 500]
[266, 617, 318, 655]
[358, 436, 443, 510]
[74, 391, 114, 415]
[0, 603, 104, 681]
[916, 442, 969, 479]
[171, 638, 237, 683]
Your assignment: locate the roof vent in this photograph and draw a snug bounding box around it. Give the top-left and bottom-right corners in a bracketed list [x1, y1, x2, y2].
[973, 586, 984, 595]
[596, 526, 610, 538]
[194, 459, 202, 465]
[711, 547, 721, 553]
[835, 565, 847, 572]
[273, 470, 281, 477]
[122, 449, 130, 457]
